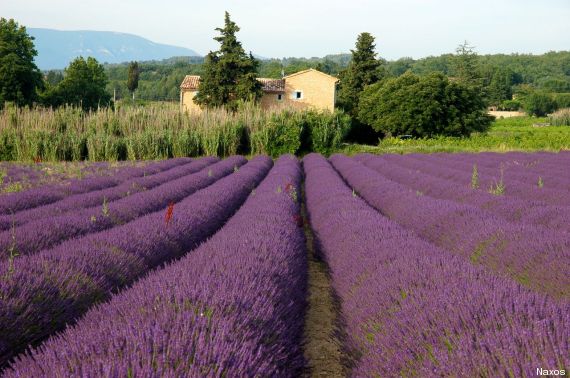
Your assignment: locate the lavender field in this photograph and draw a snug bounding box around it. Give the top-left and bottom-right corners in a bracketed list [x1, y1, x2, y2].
[0, 152, 568, 377]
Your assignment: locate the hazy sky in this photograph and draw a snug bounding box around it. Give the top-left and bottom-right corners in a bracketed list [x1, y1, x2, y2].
[3, 0, 569, 59]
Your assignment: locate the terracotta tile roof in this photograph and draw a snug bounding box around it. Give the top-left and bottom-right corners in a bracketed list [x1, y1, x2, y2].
[257, 78, 285, 93]
[180, 75, 200, 90]
[180, 75, 285, 93]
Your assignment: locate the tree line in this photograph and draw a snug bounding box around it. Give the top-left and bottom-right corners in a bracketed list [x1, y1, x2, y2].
[1, 14, 569, 144]
[99, 50, 570, 109]
[337, 37, 493, 140]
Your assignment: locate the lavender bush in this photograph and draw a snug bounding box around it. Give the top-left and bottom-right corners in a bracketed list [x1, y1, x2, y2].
[356, 154, 570, 232]
[0, 158, 191, 215]
[0, 157, 218, 231]
[0, 157, 245, 258]
[4, 155, 306, 377]
[0, 156, 272, 368]
[304, 153, 569, 377]
[330, 154, 570, 298]
[405, 153, 570, 204]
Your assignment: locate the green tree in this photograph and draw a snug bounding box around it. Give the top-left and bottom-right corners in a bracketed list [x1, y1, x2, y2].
[538, 76, 570, 92]
[452, 41, 481, 87]
[44, 56, 111, 110]
[387, 57, 415, 77]
[194, 12, 262, 111]
[487, 67, 516, 106]
[45, 70, 64, 86]
[337, 33, 385, 143]
[127, 61, 140, 100]
[498, 99, 521, 111]
[337, 32, 384, 116]
[0, 18, 43, 107]
[524, 92, 557, 117]
[358, 71, 492, 138]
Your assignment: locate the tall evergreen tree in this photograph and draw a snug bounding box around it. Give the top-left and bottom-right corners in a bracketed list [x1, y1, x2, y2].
[337, 32, 384, 116]
[127, 61, 140, 100]
[452, 41, 482, 87]
[487, 67, 517, 106]
[0, 18, 43, 108]
[195, 12, 262, 110]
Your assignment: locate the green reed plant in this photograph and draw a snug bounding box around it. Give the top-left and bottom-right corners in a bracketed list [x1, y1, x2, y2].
[471, 164, 479, 189]
[549, 108, 570, 126]
[0, 103, 352, 161]
[302, 109, 351, 154]
[488, 164, 506, 196]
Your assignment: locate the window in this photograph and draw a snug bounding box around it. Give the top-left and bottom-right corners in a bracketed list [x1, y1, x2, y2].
[277, 94, 283, 101]
[292, 90, 303, 100]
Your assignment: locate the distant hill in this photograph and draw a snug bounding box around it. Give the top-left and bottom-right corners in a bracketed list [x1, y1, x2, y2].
[28, 28, 200, 70]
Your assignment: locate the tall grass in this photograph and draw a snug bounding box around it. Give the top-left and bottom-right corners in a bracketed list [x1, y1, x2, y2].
[549, 108, 570, 126]
[0, 103, 350, 161]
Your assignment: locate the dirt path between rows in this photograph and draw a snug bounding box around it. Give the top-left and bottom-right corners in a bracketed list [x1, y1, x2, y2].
[301, 188, 347, 377]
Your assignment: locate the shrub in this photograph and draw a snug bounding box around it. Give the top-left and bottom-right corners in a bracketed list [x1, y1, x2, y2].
[498, 99, 522, 111]
[344, 118, 381, 145]
[358, 72, 492, 138]
[524, 92, 557, 117]
[554, 93, 570, 109]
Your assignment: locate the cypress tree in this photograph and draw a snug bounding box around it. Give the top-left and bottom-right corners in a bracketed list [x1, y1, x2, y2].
[127, 61, 140, 100]
[452, 41, 482, 87]
[337, 32, 384, 117]
[195, 12, 262, 110]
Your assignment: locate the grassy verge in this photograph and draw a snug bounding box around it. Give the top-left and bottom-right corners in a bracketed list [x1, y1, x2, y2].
[341, 117, 570, 155]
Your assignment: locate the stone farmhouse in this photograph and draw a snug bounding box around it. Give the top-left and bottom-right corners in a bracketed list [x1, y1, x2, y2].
[180, 69, 338, 113]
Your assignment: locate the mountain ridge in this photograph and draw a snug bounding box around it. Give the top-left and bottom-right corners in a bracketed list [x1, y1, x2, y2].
[28, 28, 201, 70]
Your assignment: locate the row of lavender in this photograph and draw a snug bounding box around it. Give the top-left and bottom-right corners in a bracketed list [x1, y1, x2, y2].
[0, 156, 271, 367]
[426, 151, 570, 182]
[437, 151, 570, 185]
[0, 153, 569, 376]
[0, 157, 218, 230]
[5, 156, 306, 377]
[332, 155, 570, 299]
[304, 154, 569, 376]
[0, 158, 192, 215]
[403, 153, 570, 205]
[0, 161, 135, 193]
[0, 163, 71, 190]
[0, 157, 243, 258]
[356, 154, 570, 232]
[385, 151, 570, 190]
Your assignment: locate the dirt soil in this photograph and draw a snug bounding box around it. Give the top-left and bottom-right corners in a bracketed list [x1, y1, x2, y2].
[301, 190, 347, 377]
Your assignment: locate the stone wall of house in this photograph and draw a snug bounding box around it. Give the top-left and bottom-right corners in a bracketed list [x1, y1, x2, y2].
[489, 110, 526, 118]
[180, 69, 338, 113]
[260, 93, 284, 109]
[181, 90, 201, 113]
[283, 70, 337, 111]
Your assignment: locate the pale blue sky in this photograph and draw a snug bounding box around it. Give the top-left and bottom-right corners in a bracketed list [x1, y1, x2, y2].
[3, 0, 569, 59]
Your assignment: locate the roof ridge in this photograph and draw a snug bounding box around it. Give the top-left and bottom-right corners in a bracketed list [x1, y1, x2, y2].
[283, 68, 338, 81]
[181, 75, 285, 92]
